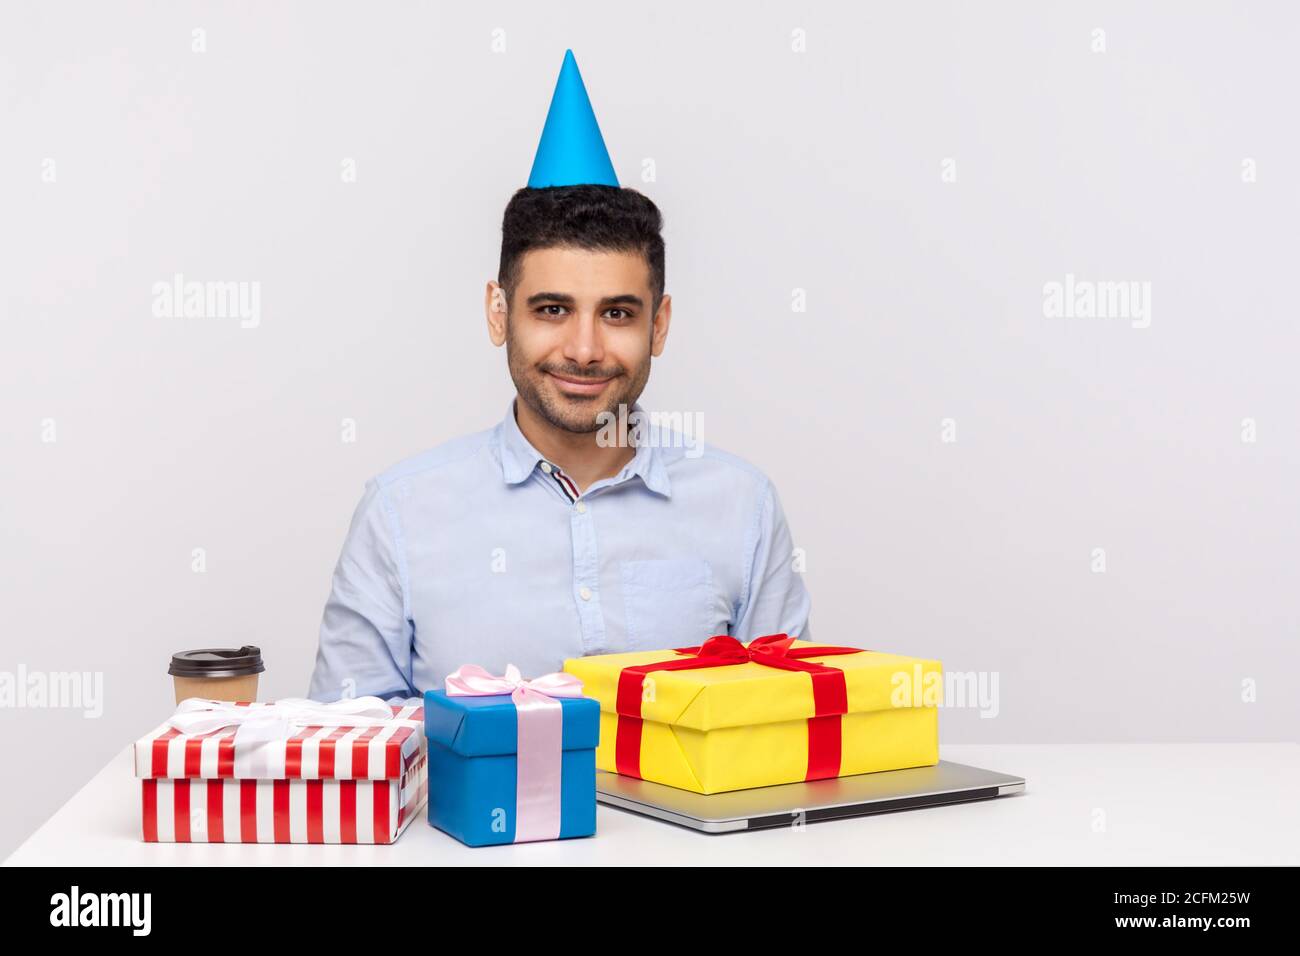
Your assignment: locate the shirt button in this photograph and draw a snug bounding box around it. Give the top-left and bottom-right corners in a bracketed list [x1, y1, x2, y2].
[575, 501, 587, 514]
[540, 462, 552, 474]
[579, 586, 592, 601]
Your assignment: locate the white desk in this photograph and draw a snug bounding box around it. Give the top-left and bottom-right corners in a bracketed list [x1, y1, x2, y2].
[6, 743, 1298, 865]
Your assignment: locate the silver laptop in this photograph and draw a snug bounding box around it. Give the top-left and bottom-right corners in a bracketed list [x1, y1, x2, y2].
[596, 761, 1025, 833]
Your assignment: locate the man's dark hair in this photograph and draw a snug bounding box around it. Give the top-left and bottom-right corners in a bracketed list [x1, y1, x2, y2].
[498, 184, 665, 314]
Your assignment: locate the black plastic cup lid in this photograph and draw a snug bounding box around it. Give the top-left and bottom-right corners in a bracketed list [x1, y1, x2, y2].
[168, 645, 265, 679]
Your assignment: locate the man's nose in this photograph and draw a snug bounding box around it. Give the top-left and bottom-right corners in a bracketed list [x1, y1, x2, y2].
[561, 311, 605, 365]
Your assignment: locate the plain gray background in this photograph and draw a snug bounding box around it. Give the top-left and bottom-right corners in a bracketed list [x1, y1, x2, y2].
[2, 1, 1297, 860]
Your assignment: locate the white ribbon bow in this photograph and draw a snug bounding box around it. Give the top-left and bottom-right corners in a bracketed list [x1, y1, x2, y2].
[169, 696, 422, 747]
[168, 696, 423, 779]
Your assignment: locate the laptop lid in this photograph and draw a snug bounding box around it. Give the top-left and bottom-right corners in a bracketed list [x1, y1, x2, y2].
[596, 761, 1026, 833]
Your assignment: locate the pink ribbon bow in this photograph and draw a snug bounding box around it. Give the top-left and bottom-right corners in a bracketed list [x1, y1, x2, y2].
[443, 664, 585, 843]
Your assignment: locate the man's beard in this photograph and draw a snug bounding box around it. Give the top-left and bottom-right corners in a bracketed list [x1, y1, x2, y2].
[506, 323, 650, 435]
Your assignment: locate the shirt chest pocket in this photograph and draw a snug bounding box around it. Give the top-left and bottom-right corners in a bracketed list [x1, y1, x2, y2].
[620, 558, 727, 651]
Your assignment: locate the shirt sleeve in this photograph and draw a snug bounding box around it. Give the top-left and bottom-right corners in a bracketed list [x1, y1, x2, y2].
[732, 478, 813, 642]
[308, 479, 417, 703]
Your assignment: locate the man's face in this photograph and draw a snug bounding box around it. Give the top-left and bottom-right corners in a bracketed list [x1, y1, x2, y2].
[491, 245, 670, 434]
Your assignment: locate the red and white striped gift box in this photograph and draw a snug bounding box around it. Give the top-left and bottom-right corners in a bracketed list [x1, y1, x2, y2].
[133, 702, 427, 844]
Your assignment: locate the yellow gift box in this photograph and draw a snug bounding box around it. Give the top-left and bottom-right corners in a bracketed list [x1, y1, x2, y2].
[563, 636, 942, 794]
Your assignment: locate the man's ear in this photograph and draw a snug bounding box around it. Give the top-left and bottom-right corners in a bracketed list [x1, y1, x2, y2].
[485, 280, 508, 347]
[650, 292, 672, 357]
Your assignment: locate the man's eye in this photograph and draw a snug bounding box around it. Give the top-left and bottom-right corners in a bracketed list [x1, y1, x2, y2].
[537, 305, 568, 317]
[605, 309, 633, 321]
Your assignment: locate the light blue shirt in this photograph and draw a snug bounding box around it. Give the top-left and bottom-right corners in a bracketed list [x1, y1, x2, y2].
[307, 400, 812, 703]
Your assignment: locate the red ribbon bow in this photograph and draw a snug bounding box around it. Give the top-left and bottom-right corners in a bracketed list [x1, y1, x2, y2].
[614, 633, 868, 783]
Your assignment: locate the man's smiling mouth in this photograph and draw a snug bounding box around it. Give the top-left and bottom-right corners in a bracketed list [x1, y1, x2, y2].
[546, 370, 617, 395]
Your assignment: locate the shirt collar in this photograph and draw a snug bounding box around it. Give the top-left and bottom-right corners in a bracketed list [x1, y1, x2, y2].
[496, 397, 672, 498]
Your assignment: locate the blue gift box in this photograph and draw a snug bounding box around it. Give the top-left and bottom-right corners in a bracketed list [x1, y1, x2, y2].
[423, 688, 600, 847]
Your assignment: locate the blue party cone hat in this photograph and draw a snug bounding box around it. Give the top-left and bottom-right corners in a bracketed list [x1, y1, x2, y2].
[527, 50, 619, 188]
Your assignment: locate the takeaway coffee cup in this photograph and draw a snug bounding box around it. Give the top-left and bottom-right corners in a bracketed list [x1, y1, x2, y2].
[168, 645, 265, 705]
